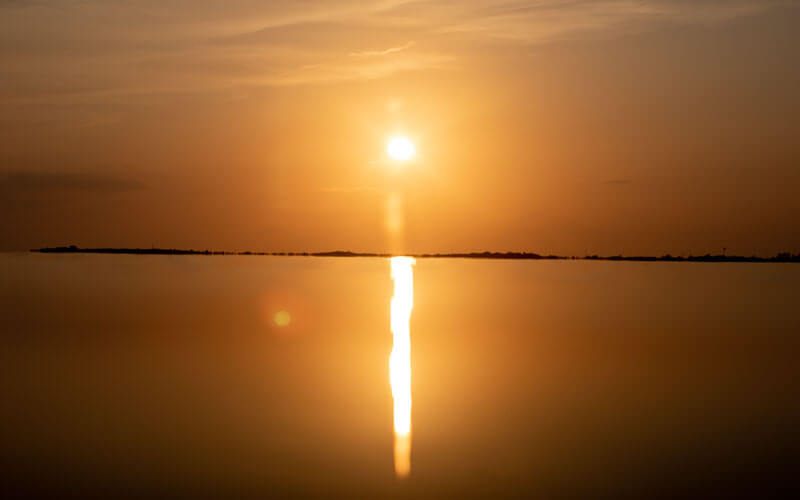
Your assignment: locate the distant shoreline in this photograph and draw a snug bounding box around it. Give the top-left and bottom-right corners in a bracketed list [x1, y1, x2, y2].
[30, 246, 800, 263]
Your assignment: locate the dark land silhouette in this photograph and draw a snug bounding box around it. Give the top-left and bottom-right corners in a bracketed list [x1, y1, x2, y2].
[32, 245, 800, 262]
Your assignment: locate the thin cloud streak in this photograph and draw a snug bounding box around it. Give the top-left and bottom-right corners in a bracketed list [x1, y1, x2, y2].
[259, 52, 453, 87]
[431, 0, 784, 44]
[0, 0, 788, 100]
[350, 41, 415, 57]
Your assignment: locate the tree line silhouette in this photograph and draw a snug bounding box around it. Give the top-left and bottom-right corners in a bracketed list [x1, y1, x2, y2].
[33, 246, 800, 262]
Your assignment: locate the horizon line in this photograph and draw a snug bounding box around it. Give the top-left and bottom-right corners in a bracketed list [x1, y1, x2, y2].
[27, 246, 800, 263]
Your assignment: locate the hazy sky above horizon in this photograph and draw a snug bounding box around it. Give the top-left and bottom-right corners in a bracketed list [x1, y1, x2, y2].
[1, 0, 798, 254]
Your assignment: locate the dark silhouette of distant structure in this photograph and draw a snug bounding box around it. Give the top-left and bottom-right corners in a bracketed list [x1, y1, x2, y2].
[31, 246, 800, 263]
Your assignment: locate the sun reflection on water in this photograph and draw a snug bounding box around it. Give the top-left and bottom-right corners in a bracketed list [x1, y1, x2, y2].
[390, 256, 415, 479]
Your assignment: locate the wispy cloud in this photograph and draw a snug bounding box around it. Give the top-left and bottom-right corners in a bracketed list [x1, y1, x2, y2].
[350, 41, 415, 57]
[256, 51, 453, 86]
[0, 0, 789, 99]
[429, 0, 785, 44]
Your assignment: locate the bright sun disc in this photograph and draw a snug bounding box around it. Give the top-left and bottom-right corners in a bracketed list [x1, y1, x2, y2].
[387, 136, 415, 161]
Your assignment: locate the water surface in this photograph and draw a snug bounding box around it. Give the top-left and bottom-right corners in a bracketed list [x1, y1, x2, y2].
[2, 254, 798, 497]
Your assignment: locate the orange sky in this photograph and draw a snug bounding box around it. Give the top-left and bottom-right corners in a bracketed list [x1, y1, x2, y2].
[1, 1, 798, 255]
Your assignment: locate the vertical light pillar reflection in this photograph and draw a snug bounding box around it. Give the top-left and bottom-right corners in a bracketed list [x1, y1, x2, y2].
[385, 193, 405, 254]
[390, 256, 415, 479]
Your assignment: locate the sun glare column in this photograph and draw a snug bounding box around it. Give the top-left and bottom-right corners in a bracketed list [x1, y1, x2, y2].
[390, 256, 415, 479]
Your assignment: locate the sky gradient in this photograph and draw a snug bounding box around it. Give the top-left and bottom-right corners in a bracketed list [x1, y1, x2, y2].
[2, 0, 798, 255]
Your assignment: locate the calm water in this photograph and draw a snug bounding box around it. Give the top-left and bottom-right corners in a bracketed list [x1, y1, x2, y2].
[2, 253, 798, 497]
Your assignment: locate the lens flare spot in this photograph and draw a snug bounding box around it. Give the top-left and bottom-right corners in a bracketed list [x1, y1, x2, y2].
[274, 310, 291, 327]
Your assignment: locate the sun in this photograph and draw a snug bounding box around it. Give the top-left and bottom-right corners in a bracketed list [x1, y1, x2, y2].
[387, 136, 415, 161]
